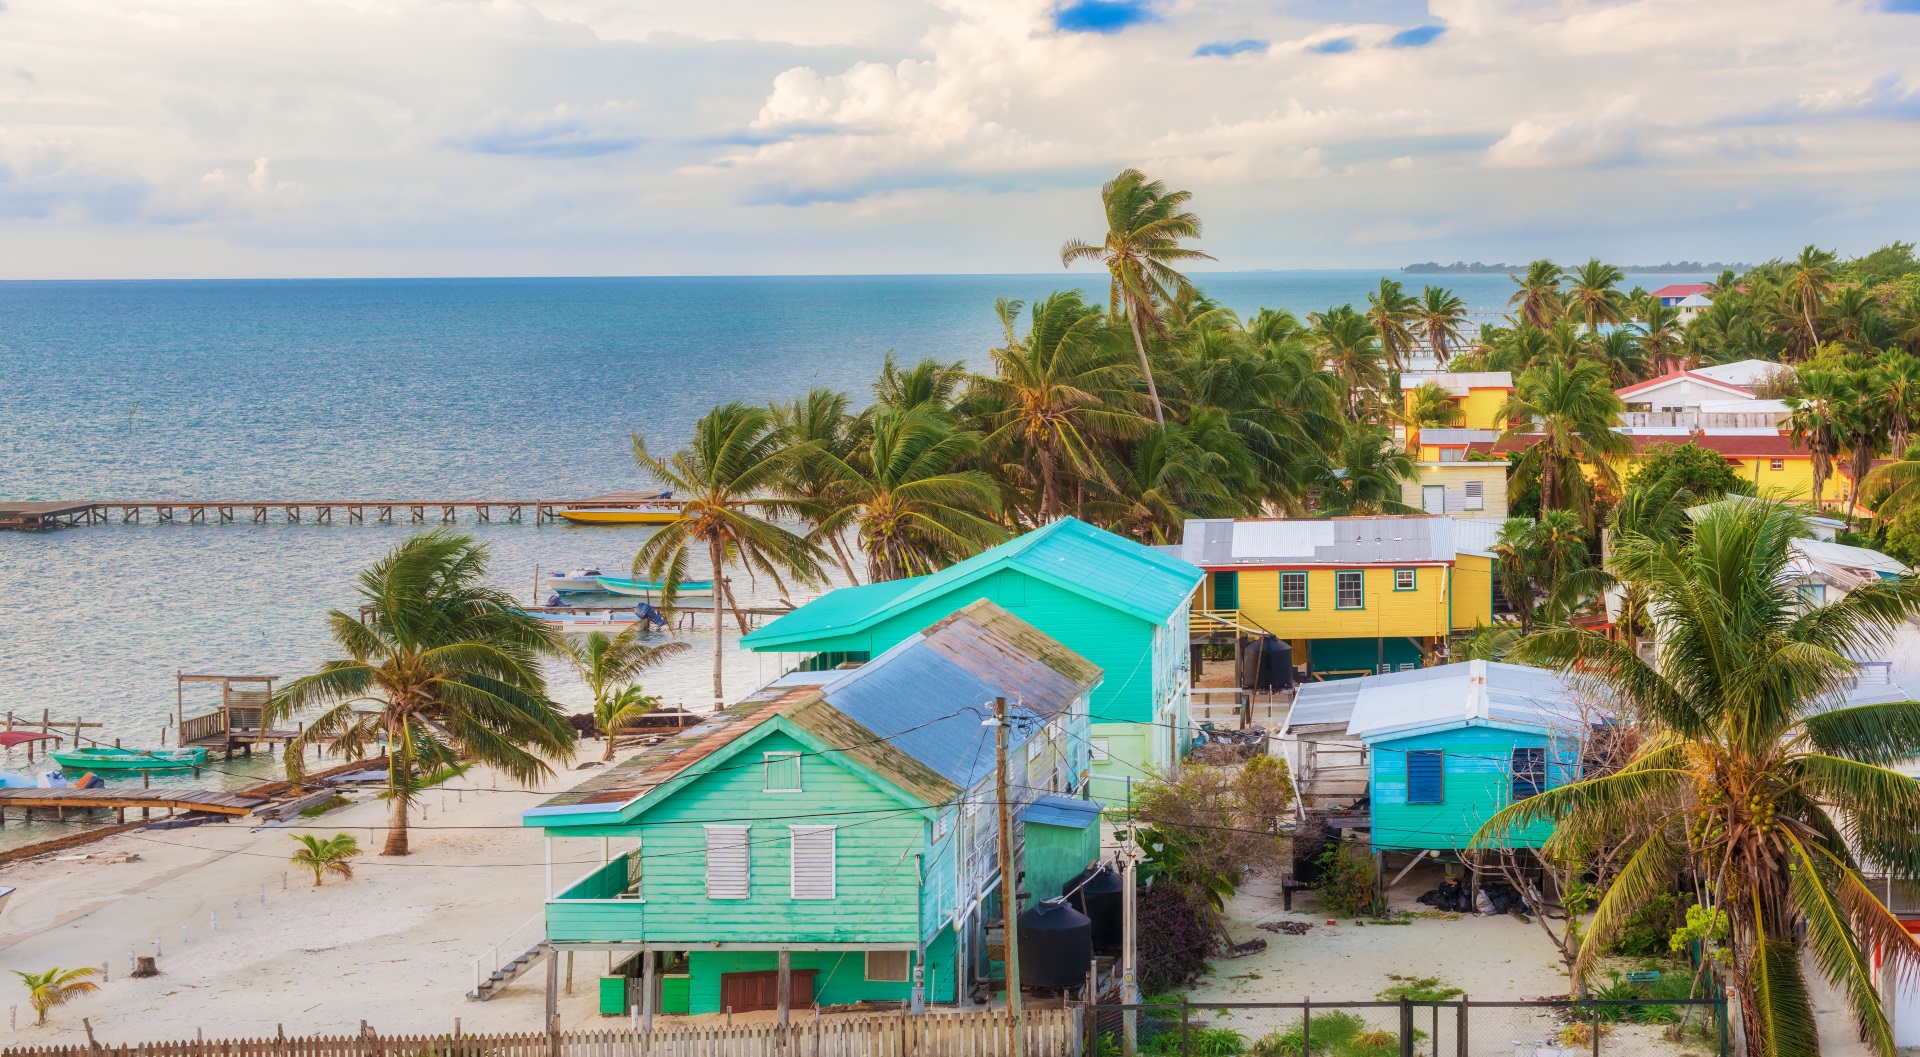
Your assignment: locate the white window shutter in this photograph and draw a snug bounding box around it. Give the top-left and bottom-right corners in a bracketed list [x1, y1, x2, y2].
[705, 825, 750, 900]
[790, 825, 837, 900]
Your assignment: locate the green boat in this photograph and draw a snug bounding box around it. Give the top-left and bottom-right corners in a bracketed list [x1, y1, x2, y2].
[48, 746, 208, 771]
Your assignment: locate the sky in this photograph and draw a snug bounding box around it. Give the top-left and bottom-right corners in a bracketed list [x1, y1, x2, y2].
[2, 0, 1920, 278]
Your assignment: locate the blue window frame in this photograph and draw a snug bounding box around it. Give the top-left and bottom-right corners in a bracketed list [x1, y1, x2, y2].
[1511, 747, 1546, 801]
[1406, 750, 1443, 804]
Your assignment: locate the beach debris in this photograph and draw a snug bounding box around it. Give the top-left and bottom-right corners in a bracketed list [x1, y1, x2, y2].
[1225, 938, 1268, 957]
[1258, 920, 1314, 936]
[53, 852, 136, 862]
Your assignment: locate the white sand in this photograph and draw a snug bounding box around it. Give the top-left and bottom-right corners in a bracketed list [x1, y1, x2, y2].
[0, 763, 618, 1043]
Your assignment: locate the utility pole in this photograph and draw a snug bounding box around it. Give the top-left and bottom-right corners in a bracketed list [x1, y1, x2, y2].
[1120, 820, 1142, 1057]
[994, 695, 1025, 1057]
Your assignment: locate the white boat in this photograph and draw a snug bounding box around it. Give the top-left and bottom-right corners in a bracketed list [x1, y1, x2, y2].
[594, 577, 715, 598]
[547, 568, 608, 593]
[536, 608, 667, 634]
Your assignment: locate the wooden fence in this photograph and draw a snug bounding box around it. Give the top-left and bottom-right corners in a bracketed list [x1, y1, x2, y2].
[3, 1008, 1082, 1057]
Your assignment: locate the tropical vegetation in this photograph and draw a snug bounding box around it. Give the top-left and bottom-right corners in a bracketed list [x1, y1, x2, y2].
[289, 832, 361, 886]
[11, 967, 97, 1027]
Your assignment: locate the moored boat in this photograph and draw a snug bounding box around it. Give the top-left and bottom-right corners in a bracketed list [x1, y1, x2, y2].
[594, 577, 714, 598]
[547, 568, 607, 593]
[536, 608, 666, 634]
[557, 491, 682, 526]
[48, 746, 209, 771]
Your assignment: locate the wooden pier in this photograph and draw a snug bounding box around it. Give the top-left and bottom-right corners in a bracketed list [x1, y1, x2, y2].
[0, 492, 680, 531]
[0, 787, 266, 820]
[177, 674, 301, 758]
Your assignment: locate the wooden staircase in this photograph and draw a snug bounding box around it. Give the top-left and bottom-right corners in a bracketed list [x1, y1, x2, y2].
[468, 940, 551, 1001]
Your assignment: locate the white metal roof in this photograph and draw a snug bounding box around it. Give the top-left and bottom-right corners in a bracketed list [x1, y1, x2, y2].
[1791, 537, 1909, 578]
[1692, 359, 1781, 386]
[1401, 371, 1514, 395]
[1286, 659, 1596, 742]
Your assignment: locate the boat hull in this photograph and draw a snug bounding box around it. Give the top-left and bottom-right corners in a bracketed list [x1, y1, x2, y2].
[547, 574, 607, 593]
[595, 577, 714, 598]
[49, 748, 208, 771]
[538, 614, 654, 634]
[557, 509, 681, 525]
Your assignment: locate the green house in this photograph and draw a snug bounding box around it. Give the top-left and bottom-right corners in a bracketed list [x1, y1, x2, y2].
[523, 600, 1104, 1016]
[740, 517, 1203, 795]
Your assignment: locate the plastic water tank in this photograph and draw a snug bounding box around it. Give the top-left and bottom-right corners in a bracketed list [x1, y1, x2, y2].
[1065, 865, 1124, 954]
[1017, 900, 1093, 989]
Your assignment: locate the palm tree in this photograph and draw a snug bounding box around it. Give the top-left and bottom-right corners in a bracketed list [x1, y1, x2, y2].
[1479, 500, 1920, 1055]
[767, 388, 863, 584]
[1633, 299, 1685, 376]
[1401, 382, 1465, 431]
[818, 408, 1007, 581]
[560, 629, 691, 759]
[1311, 304, 1386, 422]
[1414, 285, 1469, 367]
[11, 967, 97, 1026]
[1835, 369, 1887, 526]
[1786, 368, 1845, 511]
[1316, 425, 1416, 515]
[1498, 360, 1631, 529]
[268, 531, 573, 856]
[969, 293, 1148, 520]
[1877, 351, 1920, 459]
[1089, 422, 1234, 544]
[1787, 245, 1837, 355]
[1492, 518, 1541, 632]
[872, 352, 968, 415]
[1060, 168, 1215, 426]
[1508, 260, 1563, 329]
[289, 833, 360, 887]
[1562, 258, 1628, 332]
[1364, 278, 1419, 371]
[632, 402, 830, 707]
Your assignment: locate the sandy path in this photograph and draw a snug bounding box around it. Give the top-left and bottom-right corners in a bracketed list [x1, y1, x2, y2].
[0, 762, 620, 1043]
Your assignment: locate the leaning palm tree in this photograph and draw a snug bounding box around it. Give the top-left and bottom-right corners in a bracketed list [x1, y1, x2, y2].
[1787, 245, 1837, 354]
[560, 629, 691, 759]
[1786, 367, 1846, 511]
[817, 408, 1008, 581]
[1508, 259, 1564, 329]
[268, 531, 573, 856]
[1060, 168, 1215, 426]
[1414, 285, 1469, 366]
[289, 832, 360, 887]
[1086, 422, 1235, 544]
[1478, 500, 1920, 1056]
[11, 967, 97, 1026]
[633, 402, 830, 707]
[1364, 278, 1419, 371]
[1498, 360, 1631, 530]
[1311, 304, 1387, 423]
[766, 388, 863, 584]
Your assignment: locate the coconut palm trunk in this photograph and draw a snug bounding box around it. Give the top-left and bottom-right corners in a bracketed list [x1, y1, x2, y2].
[708, 535, 726, 707]
[1127, 305, 1165, 427]
[385, 734, 411, 855]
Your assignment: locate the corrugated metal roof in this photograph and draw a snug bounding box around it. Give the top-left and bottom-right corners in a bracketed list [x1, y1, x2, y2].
[1020, 794, 1102, 830]
[1177, 516, 1457, 567]
[1791, 537, 1909, 577]
[1417, 428, 1502, 445]
[742, 517, 1201, 649]
[1288, 660, 1594, 742]
[1401, 372, 1513, 394]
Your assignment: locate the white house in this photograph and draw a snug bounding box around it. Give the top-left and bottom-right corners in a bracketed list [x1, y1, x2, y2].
[1691, 360, 1785, 388]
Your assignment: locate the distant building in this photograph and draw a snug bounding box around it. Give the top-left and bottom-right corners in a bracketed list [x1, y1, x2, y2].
[1402, 461, 1508, 519]
[1650, 283, 1712, 307]
[1691, 358, 1788, 388]
[1674, 293, 1712, 320]
[1399, 372, 1513, 438]
[1616, 369, 1757, 413]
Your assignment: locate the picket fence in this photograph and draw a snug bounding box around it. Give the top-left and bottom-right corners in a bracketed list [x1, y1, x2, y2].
[3, 1008, 1082, 1057]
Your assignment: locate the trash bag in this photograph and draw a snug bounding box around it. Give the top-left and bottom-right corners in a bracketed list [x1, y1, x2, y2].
[1415, 878, 1473, 913]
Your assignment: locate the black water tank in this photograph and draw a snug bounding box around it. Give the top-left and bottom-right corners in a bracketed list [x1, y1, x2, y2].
[1258, 636, 1294, 691]
[1017, 901, 1093, 989]
[1065, 865, 1124, 954]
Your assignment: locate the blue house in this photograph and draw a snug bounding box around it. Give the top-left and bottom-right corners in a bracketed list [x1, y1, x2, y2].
[740, 517, 1203, 793]
[521, 600, 1104, 1016]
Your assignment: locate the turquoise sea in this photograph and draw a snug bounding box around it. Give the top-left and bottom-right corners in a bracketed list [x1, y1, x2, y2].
[0, 271, 1704, 842]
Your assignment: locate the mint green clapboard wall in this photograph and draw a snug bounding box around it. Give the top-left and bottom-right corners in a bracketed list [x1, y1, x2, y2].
[757, 570, 1157, 727]
[1366, 725, 1577, 852]
[683, 930, 959, 1015]
[546, 730, 933, 946]
[1022, 821, 1101, 907]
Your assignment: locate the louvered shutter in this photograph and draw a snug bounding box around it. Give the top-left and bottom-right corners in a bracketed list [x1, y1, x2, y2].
[790, 825, 836, 900]
[1406, 751, 1443, 804]
[705, 825, 750, 899]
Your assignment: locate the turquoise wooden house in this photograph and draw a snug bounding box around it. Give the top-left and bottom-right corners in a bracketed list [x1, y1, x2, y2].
[1284, 660, 1589, 853]
[739, 517, 1203, 792]
[522, 600, 1104, 1017]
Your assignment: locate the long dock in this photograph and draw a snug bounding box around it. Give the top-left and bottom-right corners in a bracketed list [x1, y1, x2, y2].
[0, 492, 679, 531]
[0, 787, 266, 819]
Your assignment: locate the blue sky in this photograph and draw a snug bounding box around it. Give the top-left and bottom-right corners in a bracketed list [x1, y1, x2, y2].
[1, 0, 1918, 278]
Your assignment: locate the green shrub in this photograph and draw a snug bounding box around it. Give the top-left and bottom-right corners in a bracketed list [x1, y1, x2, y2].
[1376, 975, 1462, 1002]
[1312, 843, 1381, 918]
[1607, 891, 1687, 958]
[1249, 1011, 1423, 1057]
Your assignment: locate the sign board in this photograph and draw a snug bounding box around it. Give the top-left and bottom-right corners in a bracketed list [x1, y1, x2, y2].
[1624, 971, 1661, 983]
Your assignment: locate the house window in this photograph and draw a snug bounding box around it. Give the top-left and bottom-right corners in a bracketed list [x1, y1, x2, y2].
[1464, 481, 1485, 510]
[1394, 568, 1417, 591]
[1770, 459, 1785, 471]
[1510, 748, 1546, 802]
[1280, 572, 1308, 610]
[1439, 448, 1464, 463]
[1422, 484, 1446, 514]
[932, 812, 951, 843]
[1211, 571, 1239, 610]
[704, 825, 750, 900]
[1090, 737, 1110, 762]
[790, 825, 837, 900]
[866, 950, 911, 983]
[1800, 583, 1827, 606]
[1335, 570, 1364, 609]
[1406, 750, 1443, 804]
[763, 752, 802, 792]
[1028, 734, 1046, 761]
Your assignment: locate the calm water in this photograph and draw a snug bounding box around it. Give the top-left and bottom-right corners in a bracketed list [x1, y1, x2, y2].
[0, 271, 1704, 841]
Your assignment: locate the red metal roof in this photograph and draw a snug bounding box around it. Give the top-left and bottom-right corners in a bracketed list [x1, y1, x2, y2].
[1616, 369, 1754, 399]
[1651, 284, 1711, 299]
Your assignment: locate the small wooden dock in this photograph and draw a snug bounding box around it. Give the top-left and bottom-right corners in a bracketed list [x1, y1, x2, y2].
[0, 787, 265, 819]
[0, 492, 681, 530]
[177, 674, 302, 758]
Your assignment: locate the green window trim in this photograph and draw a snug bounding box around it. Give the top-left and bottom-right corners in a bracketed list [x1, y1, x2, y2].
[1335, 570, 1365, 610]
[1393, 568, 1417, 591]
[1279, 571, 1308, 610]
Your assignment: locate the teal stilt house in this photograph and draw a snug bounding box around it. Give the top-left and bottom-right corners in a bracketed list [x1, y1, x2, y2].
[739, 517, 1203, 793]
[523, 600, 1104, 1017]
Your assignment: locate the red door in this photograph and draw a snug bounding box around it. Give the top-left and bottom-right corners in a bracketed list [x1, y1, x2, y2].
[719, 970, 816, 1012]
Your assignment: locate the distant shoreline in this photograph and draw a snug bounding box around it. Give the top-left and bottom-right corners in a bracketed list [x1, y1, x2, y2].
[1403, 261, 1744, 275]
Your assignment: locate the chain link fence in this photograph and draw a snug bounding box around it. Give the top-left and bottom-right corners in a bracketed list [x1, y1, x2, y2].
[1082, 999, 1727, 1057]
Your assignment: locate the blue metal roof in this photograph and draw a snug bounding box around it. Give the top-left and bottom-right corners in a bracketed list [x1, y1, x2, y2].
[741, 517, 1202, 650]
[1020, 794, 1103, 830]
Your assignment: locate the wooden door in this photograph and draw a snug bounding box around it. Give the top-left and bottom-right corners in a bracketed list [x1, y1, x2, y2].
[719, 969, 816, 1012]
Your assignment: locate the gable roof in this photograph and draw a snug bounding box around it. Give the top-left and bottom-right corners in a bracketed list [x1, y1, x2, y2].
[1616, 369, 1754, 400]
[526, 600, 1100, 826]
[1692, 359, 1784, 386]
[1175, 516, 1459, 567]
[1284, 659, 1595, 743]
[1651, 284, 1711, 299]
[1401, 371, 1513, 395]
[740, 517, 1201, 650]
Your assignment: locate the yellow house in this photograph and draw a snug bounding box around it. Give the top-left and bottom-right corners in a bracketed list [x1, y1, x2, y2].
[1403, 460, 1509, 518]
[1401, 371, 1513, 450]
[1174, 516, 1496, 679]
[1597, 435, 1855, 506]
